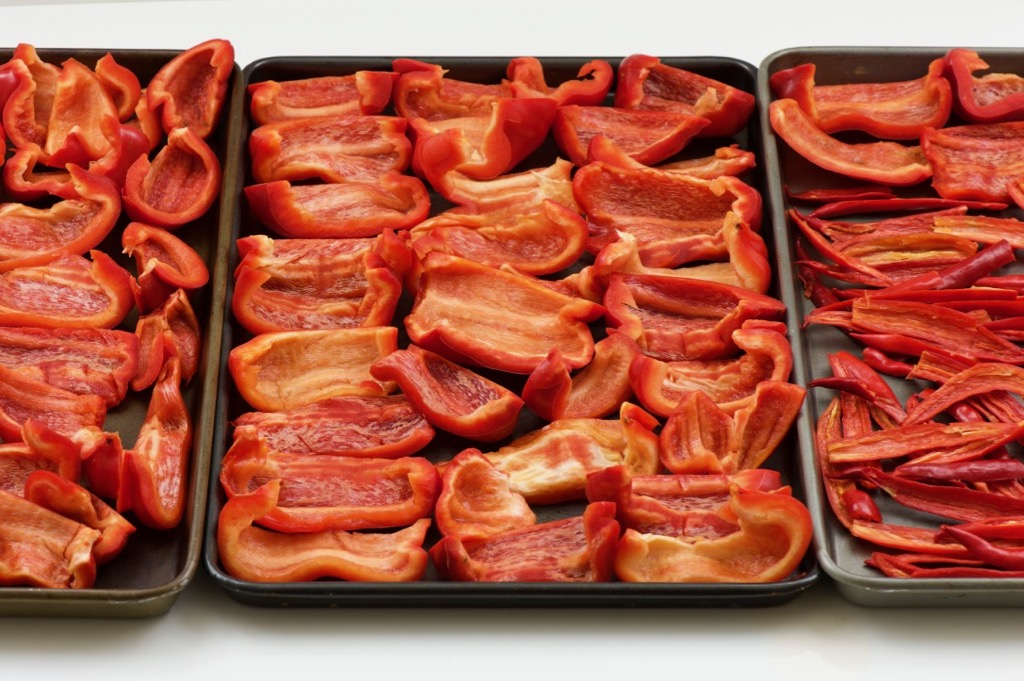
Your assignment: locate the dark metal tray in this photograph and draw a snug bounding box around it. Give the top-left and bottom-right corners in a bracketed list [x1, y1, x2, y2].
[0, 47, 239, 617]
[759, 46, 1024, 606]
[204, 54, 820, 607]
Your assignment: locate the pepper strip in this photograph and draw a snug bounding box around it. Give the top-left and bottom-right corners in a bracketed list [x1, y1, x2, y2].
[943, 48, 1024, 124]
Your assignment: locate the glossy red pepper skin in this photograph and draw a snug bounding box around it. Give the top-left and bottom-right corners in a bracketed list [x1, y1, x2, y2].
[392, 58, 511, 120]
[370, 344, 524, 442]
[0, 420, 82, 494]
[433, 449, 536, 540]
[3, 45, 59, 151]
[920, 122, 1024, 208]
[131, 288, 200, 392]
[506, 57, 613, 106]
[615, 54, 755, 138]
[123, 221, 210, 313]
[943, 49, 1024, 124]
[248, 71, 398, 124]
[94, 53, 141, 122]
[147, 38, 234, 139]
[218, 480, 432, 583]
[220, 431, 439, 533]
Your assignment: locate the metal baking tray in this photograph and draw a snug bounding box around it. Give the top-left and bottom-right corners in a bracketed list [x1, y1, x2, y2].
[0, 47, 239, 617]
[203, 55, 820, 607]
[759, 46, 1024, 606]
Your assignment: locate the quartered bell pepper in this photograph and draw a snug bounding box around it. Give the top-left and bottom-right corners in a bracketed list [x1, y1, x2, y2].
[433, 448, 536, 540]
[506, 57, 613, 106]
[122, 221, 209, 313]
[920, 121, 1024, 208]
[146, 38, 234, 139]
[248, 71, 398, 124]
[132, 288, 201, 391]
[943, 49, 1024, 124]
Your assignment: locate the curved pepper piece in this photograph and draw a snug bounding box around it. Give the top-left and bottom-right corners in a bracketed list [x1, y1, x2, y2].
[405, 252, 603, 374]
[122, 126, 222, 228]
[920, 122, 1024, 208]
[370, 343, 524, 442]
[615, 54, 755, 137]
[94, 53, 141, 122]
[3, 45, 59, 151]
[220, 431, 439, 533]
[123, 221, 209, 313]
[506, 57, 614, 106]
[248, 71, 398, 124]
[768, 58, 952, 140]
[218, 479, 431, 583]
[229, 326, 398, 412]
[245, 173, 430, 239]
[614, 487, 812, 583]
[0, 165, 120, 272]
[433, 449, 536, 540]
[0, 363, 106, 446]
[391, 58, 511, 121]
[430, 501, 619, 582]
[0, 420, 82, 494]
[117, 358, 192, 530]
[943, 49, 1024, 124]
[587, 136, 757, 179]
[231, 395, 434, 459]
[441, 157, 576, 211]
[147, 38, 234, 139]
[769, 98, 932, 186]
[43, 57, 122, 167]
[132, 288, 200, 391]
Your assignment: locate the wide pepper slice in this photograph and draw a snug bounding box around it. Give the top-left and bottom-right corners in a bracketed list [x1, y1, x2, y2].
[506, 57, 613, 106]
[220, 431, 439, 533]
[615, 54, 755, 138]
[146, 38, 234, 139]
[0, 420, 82, 494]
[370, 343, 524, 442]
[920, 121, 1024, 208]
[123, 221, 209, 313]
[392, 58, 512, 120]
[943, 49, 1024, 124]
[430, 501, 619, 582]
[132, 288, 200, 392]
[433, 449, 536, 540]
[231, 395, 434, 459]
[248, 71, 398, 124]
[217, 479, 431, 583]
[42, 57, 123, 167]
[405, 252, 603, 374]
[0, 363, 106, 446]
[2, 45, 59, 150]
[229, 326, 398, 412]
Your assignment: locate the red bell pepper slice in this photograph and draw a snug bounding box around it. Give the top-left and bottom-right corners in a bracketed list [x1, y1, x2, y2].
[475, 402, 660, 505]
[0, 363, 106, 450]
[552, 105, 709, 167]
[920, 121, 1024, 208]
[231, 234, 403, 334]
[0, 488, 100, 589]
[122, 126, 222, 228]
[522, 330, 639, 421]
[24, 470, 134, 565]
[613, 487, 812, 583]
[2, 45, 59, 151]
[0, 165, 120, 272]
[586, 136, 757, 178]
[615, 54, 755, 138]
[603, 273, 786, 362]
[231, 395, 434, 459]
[132, 288, 200, 391]
[116, 358, 191, 530]
[768, 58, 952, 140]
[787, 184, 896, 203]
[146, 38, 234, 139]
[217, 479, 431, 583]
[807, 197, 1006, 220]
[0, 326, 138, 408]
[220, 431, 439, 533]
[506, 57, 613, 106]
[244, 173, 431, 239]
[370, 343, 524, 442]
[433, 449, 536, 540]
[0, 250, 136, 329]
[769, 98, 932, 186]
[123, 221, 209, 313]
[391, 58, 512, 121]
[903, 362, 1024, 426]
[430, 501, 619, 582]
[0, 420, 82, 494]
[572, 160, 762, 268]
[2, 145, 73, 202]
[248, 71, 398, 124]
[42, 57, 124, 168]
[866, 551, 1024, 579]
[229, 326, 398, 412]
[250, 115, 411, 185]
[94, 53, 141, 123]
[438, 157, 575, 211]
[828, 421, 1024, 467]
[943, 48, 1024, 124]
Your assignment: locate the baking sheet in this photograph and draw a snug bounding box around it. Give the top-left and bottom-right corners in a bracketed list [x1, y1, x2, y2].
[0, 47, 238, 617]
[759, 46, 1024, 607]
[203, 55, 820, 607]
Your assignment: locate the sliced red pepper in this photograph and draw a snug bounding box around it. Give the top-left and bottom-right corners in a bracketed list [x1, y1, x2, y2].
[232, 395, 434, 458]
[146, 38, 234, 139]
[433, 449, 536, 540]
[123, 221, 209, 313]
[248, 71, 398, 124]
[614, 487, 812, 583]
[24, 470, 134, 565]
[122, 126, 222, 228]
[943, 48, 1024, 124]
[920, 121, 1024, 208]
[229, 326, 398, 412]
[217, 479, 431, 583]
[615, 54, 755, 137]
[231, 234, 402, 334]
[249, 115, 412, 184]
[391, 58, 511, 120]
[828, 421, 1024, 467]
[895, 458, 1024, 483]
[769, 98, 932, 186]
[42, 57, 123, 168]
[865, 551, 1024, 579]
[94, 53, 141, 122]
[132, 288, 200, 391]
[244, 173, 431, 239]
[506, 57, 613, 106]
[807, 197, 1006, 219]
[405, 252, 603, 374]
[0, 488, 100, 588]
[80, 431, 123, 502]
[369, 343, 524, 442]
[931, 213, 1024, 249]
[439, 157, 575, 211]
[220, 430, 439, 533]
[0, 363, 106, 450]
[904, 362, 1024, 425]
[768, 58, 951, 140]
[787, 184, 896, 203]
[586, 136, 756, 178]
[430, 501, 619, 582]
[0, 420, 82, 494]
[3, 45, 59, 151]
[2, 145, 72, 201]
[552, 105, 709, 167]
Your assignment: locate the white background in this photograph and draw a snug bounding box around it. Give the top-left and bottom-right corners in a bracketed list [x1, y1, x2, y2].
[2, 1, 1024, 679]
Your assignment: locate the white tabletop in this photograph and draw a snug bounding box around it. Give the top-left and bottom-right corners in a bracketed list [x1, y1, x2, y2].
[2, 1, 1024, 678]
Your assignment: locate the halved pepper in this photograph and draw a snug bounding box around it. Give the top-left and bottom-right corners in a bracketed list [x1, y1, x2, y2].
[943, 48, 1024, 124]
[433, 449, 536, 540]
[248, 71, 398, 124]
[122, 221, 209, 313]
[146, 38, 234, 139]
